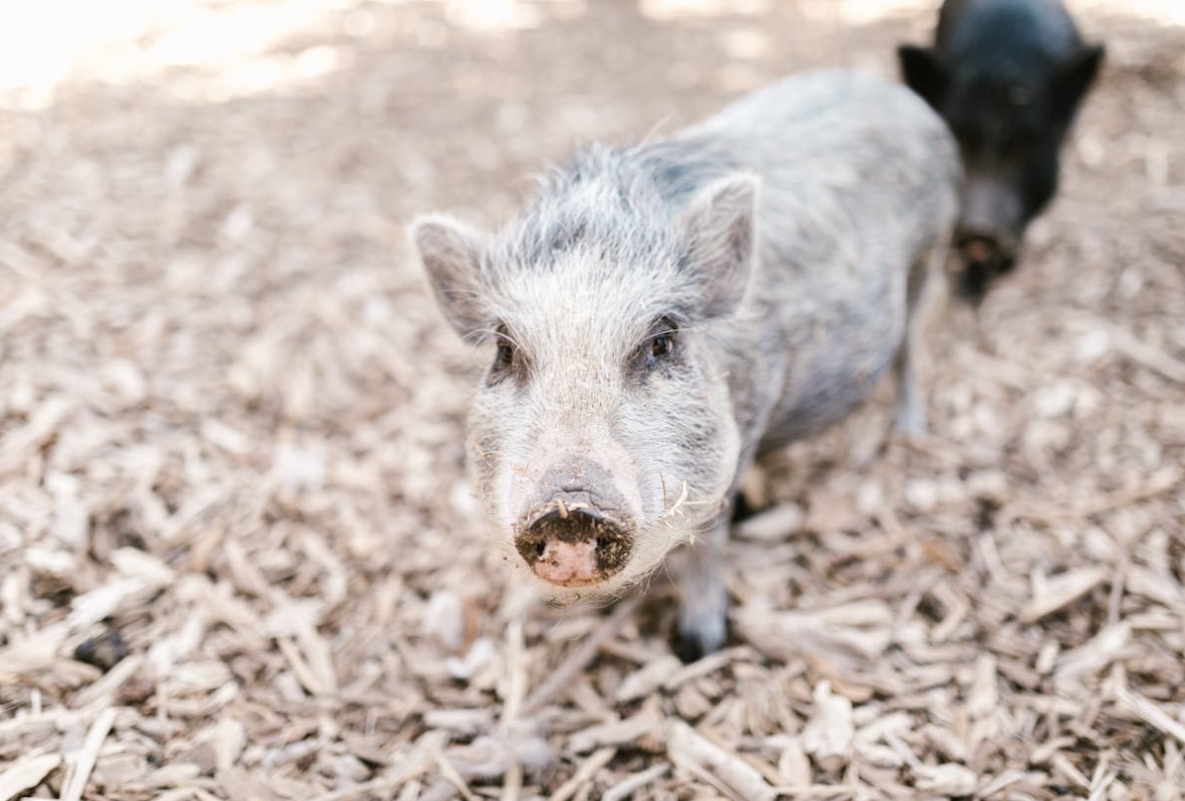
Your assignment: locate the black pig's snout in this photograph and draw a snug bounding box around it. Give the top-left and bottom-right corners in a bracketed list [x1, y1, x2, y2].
[956, 226, 1016, 267]
[515, 501, 633, 588]
[954, 225, 1020, 304]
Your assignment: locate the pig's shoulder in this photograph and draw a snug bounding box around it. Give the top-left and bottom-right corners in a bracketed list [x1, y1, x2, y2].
[695, 69, 948, 141]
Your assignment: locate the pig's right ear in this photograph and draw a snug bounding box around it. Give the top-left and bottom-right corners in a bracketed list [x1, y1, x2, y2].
[410, 215, 490, 340]
[680, 174, 758, 320]
[897, 45, 949, 109]
[1051, 43, 1105, 126]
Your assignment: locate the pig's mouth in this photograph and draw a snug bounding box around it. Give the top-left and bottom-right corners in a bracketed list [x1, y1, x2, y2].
[954, 233, 1019, 304]
[514, 502, 634, 588]
[956, 251, 1018, 305]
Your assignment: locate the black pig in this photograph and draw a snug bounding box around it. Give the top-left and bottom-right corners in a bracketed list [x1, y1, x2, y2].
[898, 0, 1104, 302]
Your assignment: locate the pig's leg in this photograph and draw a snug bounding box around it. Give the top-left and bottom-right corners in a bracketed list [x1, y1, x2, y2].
[676, 512, 730, 661]
[893, 240, 947, 434]
[892, 331, 925, 435]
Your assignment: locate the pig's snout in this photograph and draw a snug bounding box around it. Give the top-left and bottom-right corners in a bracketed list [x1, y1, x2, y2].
[511, 456, 640, 588]
[956, 173, 1022, 274]
[515, 502, 633, 588]
[953, 224, 1019, 303]
[955, 225, 1016, 269]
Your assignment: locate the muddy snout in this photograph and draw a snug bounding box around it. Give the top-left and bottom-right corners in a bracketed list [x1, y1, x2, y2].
[515, 503, 633, 587]
[513, 462, 636, 588]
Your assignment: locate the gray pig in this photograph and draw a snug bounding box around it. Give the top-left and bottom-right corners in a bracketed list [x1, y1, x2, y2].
[412, 70, 960, 659]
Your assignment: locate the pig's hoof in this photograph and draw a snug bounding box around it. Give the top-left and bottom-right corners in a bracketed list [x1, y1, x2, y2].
[674, 616, 726, 663]
[893, 406, 927, 438]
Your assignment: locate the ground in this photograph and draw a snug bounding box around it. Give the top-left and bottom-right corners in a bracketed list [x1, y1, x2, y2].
[1, 1, 1184, 799]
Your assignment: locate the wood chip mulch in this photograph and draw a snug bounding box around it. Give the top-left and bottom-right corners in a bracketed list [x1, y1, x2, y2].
[1, 1, 1183, 799]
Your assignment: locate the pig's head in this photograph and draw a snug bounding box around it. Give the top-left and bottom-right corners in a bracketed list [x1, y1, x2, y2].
[411, 152, 755, 599]
[898, 29, 1103, 302]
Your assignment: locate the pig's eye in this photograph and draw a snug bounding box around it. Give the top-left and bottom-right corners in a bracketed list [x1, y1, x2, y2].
[648, 318, 678, 359]
[630, 317, 679, 379]
[651, 333, 674, 359]
[495, 342, 514, 368]
[490, 326, 518, 378]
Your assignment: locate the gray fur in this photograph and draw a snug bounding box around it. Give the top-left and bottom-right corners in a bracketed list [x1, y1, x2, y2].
[412, 70, 961, 656]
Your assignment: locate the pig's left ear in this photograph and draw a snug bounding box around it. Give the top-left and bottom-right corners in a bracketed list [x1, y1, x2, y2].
[897, 45, 949, 109]
[1051, 44, 1105, 126]
[680, 174, 758, 319]
[410, 214, 490, 341]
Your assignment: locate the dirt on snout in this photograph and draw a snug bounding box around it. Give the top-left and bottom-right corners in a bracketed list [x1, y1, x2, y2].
[1, 1, 1184, 799]
[516, 504, 634, 582]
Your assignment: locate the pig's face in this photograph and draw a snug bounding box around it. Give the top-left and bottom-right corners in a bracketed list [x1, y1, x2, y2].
[413, 168, 756, 598]
[943, 71, 1062, 298]
[898, 40, 1103, 301]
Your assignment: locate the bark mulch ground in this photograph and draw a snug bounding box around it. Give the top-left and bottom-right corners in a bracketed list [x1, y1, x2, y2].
[1, 1, 1183, 799]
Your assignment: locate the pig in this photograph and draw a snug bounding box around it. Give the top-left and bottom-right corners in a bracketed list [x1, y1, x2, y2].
[898, 0, 1105, 302]
[412, 70, 960, 660]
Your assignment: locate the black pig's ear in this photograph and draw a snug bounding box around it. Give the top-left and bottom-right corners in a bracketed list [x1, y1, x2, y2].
[897, 45, 950, 109]
[410, 215, 489, 340]
[681, 174, 758, 319]
[1051, 44, 1105, 126]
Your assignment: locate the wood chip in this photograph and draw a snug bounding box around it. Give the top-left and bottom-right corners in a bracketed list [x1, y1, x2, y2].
[601, 764, 671, 801]
[0, 754, 62, 801]
[801, 681, 853, 772]
[614, 655, 683, 705]
[547, 747, 616, 801]
[60, 708, 116, 801]
[1055, 624, 1131, 684]
[1114, 685, 1185, 747]
[666, 720, 776, 801]
[733, 600, 893, 665]
[568, 714, 660, 754]
[1021, 567, 1109, 623]
[735, 503, 805, 541]
[662, 646, 755, 691]
[913, 762, 979, 796]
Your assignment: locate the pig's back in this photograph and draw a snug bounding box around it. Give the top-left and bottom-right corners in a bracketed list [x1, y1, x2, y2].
[681, 70, 961, 448]
[683, 69, 959, 264]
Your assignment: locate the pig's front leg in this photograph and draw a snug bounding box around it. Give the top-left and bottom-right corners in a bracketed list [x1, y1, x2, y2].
[893, 343, 925, 435]
[894, 238, 948, 435]
[676, 512, 731, 661]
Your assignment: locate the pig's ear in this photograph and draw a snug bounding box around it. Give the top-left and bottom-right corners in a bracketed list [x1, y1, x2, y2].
[1051, 44, 1104, 126]
[410, 214, 490, 340]
[680, 174, 758, 319]
[897, 45, 949, 109]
